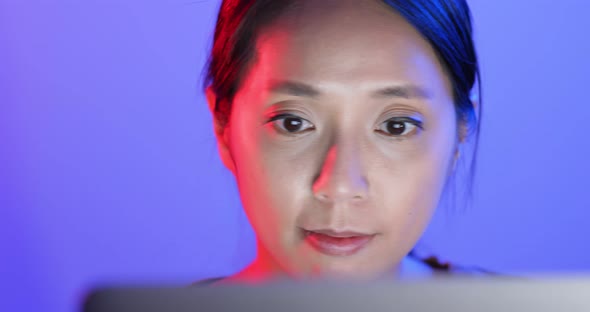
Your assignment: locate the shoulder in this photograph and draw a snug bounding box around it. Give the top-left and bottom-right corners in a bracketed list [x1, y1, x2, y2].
[190, 276, 226, 286]
[400, 254, 496, 278]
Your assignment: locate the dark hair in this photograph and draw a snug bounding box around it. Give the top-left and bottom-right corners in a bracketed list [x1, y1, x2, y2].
[203, 0, 481, 206]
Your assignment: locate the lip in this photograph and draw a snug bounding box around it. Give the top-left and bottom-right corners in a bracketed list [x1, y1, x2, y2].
[303, 229, 375, 256]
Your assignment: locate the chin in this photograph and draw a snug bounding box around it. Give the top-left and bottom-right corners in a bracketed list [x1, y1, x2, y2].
[305, 259, 387, 281]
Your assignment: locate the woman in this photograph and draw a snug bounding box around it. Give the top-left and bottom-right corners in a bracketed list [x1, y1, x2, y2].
[200, 0, 482, 283]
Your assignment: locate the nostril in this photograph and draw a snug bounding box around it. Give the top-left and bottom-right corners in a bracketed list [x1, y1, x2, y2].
[314, 192, 330, 202]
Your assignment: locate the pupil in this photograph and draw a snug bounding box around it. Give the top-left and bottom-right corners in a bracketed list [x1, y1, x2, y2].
[284, 117, 302, 132]
[387, 121, 405, 135]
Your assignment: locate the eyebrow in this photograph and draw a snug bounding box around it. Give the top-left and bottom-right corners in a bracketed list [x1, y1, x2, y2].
[268, 80, 321, 98]
[371, 85, 432, 99]
[267, 80, 432, 99]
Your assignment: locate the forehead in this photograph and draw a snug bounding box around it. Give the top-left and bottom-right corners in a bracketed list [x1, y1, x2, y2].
[247, 0, 450, 94]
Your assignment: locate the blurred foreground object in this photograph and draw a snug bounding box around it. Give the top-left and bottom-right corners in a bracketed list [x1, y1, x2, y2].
[84, 277, 590, 312]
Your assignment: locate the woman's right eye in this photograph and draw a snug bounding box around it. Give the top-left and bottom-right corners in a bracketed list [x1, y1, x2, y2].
[268, 114, 315, 135]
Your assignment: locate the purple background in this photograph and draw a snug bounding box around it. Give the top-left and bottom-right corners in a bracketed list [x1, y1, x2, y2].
[2, 0, 590, 311]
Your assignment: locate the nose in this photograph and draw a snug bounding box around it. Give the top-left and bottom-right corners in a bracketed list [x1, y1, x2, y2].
[312, 140, 369, 204]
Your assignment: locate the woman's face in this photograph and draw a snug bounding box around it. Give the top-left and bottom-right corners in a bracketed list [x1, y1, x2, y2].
[212, 0, 459, 279]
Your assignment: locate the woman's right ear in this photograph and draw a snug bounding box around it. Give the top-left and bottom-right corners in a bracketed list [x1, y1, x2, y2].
[205, 86, 217, 115]
[206, 87, 237, 175]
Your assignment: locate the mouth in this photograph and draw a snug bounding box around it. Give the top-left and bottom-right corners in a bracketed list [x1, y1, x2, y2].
[302, 228, 376, 257]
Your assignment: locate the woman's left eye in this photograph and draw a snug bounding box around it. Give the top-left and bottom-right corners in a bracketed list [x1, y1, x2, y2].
[376, 117, 423, 137]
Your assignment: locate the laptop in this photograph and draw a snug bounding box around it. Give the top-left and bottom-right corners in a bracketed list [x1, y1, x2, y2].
[83, 277, 590, 312]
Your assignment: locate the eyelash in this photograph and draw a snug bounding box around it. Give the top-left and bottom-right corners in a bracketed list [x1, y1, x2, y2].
[268, 113, 315, 136]
[376, 116, 424, 138]
[267, 114, 423, 138]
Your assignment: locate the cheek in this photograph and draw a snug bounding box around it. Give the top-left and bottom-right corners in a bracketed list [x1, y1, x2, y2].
[374, 163, 441, 239]
[377, 112, 457, 239]
[228, 109, 306, 246]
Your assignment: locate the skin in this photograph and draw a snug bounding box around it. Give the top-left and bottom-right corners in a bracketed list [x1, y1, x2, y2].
[207, 0, 464, 281]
